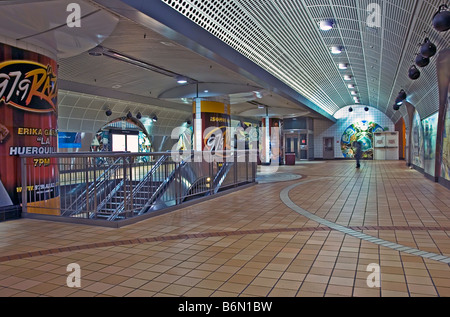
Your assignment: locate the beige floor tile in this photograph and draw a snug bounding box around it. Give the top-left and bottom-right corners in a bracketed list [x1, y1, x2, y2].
[0, 161, 449, 298]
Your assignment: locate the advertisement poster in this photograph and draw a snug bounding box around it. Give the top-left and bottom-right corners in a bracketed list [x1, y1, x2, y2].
[58, 132, 82, 149]
[422, 112, 438, 177]
[0, 43, 59, 214]
[202, 112, 231, 157]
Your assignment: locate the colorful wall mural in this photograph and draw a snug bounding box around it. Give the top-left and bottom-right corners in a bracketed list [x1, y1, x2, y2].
[341, 121, 384, 159]
[442, 93, 450, 181]
[423, 113, 438, 177]
[411, 111, 424, 168]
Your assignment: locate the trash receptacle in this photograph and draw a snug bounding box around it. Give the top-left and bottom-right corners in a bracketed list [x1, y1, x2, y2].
[285, 153, 296, 165]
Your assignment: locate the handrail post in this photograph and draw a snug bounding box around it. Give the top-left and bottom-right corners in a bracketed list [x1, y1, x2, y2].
[129, 156, 134, 217]
[123, 156, 128, 218]
[84, 157, 89, 216]
[93, 158, 97, 219]
[234, 150, 238, 187]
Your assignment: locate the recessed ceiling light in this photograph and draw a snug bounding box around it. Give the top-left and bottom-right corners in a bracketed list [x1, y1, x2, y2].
[351, 91, 358, 96]
[176, 76, 188, 84]
[339, 63, 349, 70]
[331, 46, 343, 54]
[344, 75, 353, 81]
[348, 84, 355, 89]
[319, 20, 334, 31]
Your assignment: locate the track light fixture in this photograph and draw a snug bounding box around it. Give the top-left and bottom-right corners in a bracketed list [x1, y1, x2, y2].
[349, 107, 353, 112]
[395, 89, 407, 105]
[105, 109, 112, 117]
[88, 46, 196, 85]
[136, 112, 142, 120]
[152, 115, 158, 122]
[415, 54, 430, 67]
[408, 65, 421, 80]
[420, 38, 437, 58]
[365, 107, 369, 112]
[432, 4, 450, 32]
[126, 111, 132, 119]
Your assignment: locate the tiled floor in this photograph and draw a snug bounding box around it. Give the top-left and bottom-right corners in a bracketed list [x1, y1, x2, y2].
[0, 161, 449, 297]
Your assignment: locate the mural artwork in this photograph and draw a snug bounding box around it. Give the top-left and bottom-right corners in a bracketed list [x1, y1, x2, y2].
[341, 121, 384, 159]
[411, 111, 424, 168]
[442, 93, 450, 181]
[423, 113, 438, 177]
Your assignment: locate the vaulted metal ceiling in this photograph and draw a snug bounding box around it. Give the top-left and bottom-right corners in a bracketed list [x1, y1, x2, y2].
[157, 0, 450, 122]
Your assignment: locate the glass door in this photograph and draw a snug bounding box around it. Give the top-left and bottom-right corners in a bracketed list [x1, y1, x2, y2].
[285, 134, 300, 160]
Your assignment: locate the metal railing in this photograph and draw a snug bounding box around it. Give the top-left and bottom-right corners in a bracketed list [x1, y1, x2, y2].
[20, 150, 257, 221]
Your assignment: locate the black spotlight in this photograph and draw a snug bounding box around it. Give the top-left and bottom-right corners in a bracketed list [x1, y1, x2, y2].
[420, 38, 437, 58]
[136, 112, 142, 120]
[408, 65, 421, 80]
[364, 107, 369, 112]
[395, 89, 407, 105]
[126, 111, 132, 119]
[393, 104, 400, 111]
[432, 4, 450, 32]
[105, 109, 112, 116]
[415, 54, 430, 68]
[152, 115, 158, 122]
[186, 120, 192, 125]
[349, 107, 353, 112]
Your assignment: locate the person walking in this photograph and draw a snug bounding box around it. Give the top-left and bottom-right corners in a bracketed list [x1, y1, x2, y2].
[355, 141, 362, 169]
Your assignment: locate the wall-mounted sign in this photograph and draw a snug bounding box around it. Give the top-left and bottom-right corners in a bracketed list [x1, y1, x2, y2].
[0, 60, 57, 113]
[58, 132, 82, 149]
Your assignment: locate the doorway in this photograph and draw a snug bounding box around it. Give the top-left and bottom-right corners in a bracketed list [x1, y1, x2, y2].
[284, 132, 309, 161]
[323, 137, 334, 160]
[285, 134, 299, 160]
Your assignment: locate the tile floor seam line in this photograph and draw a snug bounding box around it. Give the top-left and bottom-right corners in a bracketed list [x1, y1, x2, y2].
[254, 230, 316, 298]
[319, 229, 350, 297]
[280, 178, 450, 265]
[350, 238, 363, 297]
[207, 231, 302, 298]
[407, 178, 449, 226]
[409, 230, 445, 297]
[348, 169, 370, 228]
[294, 230, 334, 297]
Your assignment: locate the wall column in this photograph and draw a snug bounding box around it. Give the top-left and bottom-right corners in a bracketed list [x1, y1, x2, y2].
[0, 42, 59, 214]
[192, 99, 231, 157]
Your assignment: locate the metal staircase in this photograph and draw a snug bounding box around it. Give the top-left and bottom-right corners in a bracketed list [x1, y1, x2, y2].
[43, 151, 256, 223]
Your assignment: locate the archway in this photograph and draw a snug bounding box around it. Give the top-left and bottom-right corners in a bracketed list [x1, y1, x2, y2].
[91, 116, 152, 155]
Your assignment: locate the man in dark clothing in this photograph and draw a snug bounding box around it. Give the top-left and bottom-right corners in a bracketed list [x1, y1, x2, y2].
[355, 141, 362, 168]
